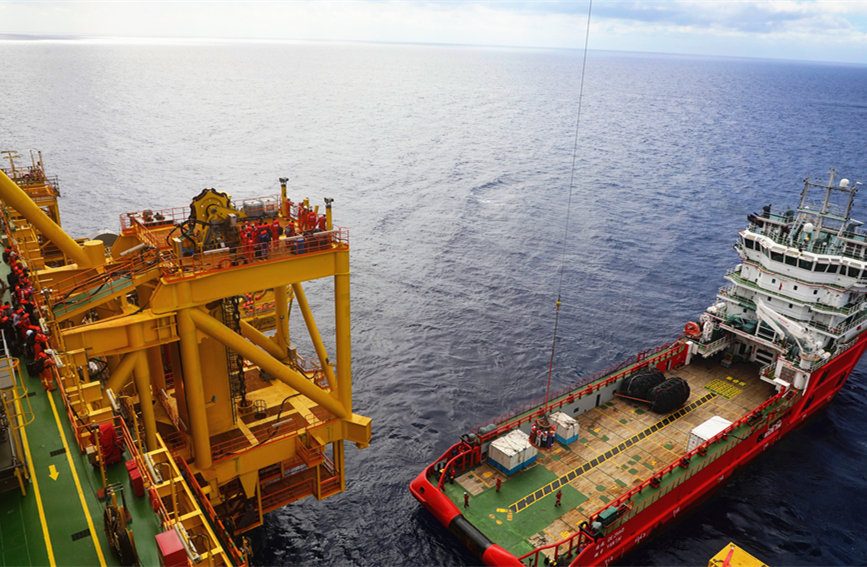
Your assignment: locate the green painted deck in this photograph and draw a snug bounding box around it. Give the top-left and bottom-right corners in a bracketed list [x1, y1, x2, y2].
[448, 358, 775, 559]
[0, 318, 164, 566]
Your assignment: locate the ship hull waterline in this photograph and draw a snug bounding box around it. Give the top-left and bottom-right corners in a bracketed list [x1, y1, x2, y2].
[410, 332, 867, 566]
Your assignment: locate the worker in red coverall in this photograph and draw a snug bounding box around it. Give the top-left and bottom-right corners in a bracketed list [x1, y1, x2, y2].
[555, 489, 562, 507]
[464, 491, 469, 508]
[35, 351, 56, 391]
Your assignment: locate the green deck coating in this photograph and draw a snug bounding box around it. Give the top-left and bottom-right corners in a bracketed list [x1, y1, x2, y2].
[0, 360, 164, 567]
[445, 391, 720, 556]
[52, 276, 134, 317]
[446, 470, 588, 558]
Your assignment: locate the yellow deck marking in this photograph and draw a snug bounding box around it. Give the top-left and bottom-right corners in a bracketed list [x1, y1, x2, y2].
[48, 464, 59, 480]
[597, 409, 675, 458]
[17, 400, 56, 567]
[508, 393, 717, 514]
[47, 391, 107, 567]
[706, 378, 742, 399]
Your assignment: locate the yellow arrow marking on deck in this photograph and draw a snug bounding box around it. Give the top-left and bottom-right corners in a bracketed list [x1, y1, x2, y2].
[48, 464, 60, 480]
[47, 391, 106, 567]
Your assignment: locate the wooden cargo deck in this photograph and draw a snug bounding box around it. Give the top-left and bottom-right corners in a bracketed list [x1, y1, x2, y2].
[443, 357, 776, 558]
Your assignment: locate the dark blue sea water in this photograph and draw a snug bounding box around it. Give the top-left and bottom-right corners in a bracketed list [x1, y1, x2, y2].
[2, 41, 867, 566]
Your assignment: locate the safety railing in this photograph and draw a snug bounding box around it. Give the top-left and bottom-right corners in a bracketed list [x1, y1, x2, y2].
[175, 455, 248, 567]
[120, 205, 189, 232]
[516, 389, 797, 566]
[473, 341, 685, 440]
[210, 406, 339, 465]
[587, 389, 795, 534]
[162, 227, 348, 282]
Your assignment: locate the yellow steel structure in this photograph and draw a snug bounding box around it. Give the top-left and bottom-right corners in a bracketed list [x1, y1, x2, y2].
[0, 153, 370, 560]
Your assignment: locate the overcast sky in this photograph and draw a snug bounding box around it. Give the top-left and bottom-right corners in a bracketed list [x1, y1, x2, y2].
[2, 1, 867, 64]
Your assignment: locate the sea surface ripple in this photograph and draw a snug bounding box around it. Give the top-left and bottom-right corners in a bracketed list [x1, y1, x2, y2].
[1, 42, 866, 566]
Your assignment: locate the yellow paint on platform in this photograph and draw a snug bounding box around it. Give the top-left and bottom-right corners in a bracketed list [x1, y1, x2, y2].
[18, 403, 55, 567]
[48, 392, 106, 567]
[482, 471, 493, 478]
[496, 508, 508, 513]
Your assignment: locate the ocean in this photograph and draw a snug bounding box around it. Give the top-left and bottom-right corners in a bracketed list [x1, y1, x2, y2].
[1, 41, 866, 566]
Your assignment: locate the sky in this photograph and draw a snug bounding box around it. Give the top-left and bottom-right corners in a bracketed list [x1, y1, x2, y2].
[2, 0, 867, 64]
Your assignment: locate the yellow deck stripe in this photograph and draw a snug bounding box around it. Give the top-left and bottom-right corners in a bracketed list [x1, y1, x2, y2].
[16, 398, 56, 567]
[47, 391, 107, 567]
[508, 393, 717, 513]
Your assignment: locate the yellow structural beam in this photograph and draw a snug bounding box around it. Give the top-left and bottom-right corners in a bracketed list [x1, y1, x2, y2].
[61, 310, 179, 357]
[291, 282, 336, 393]
[333, 250, 352, 413]
[178, 309, 212, 469]
[150, 251, 341, 314]
[187, 308, 348, 419]
[106, 351, 139, 393]
[0, 168, 96, 267]
[130, 324, 157, 450]
[273, 284, 290, 352]
[238, 320, 286, 361]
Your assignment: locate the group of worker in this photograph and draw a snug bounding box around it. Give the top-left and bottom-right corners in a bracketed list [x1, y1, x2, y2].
[239, 218, 285, 260]
[1, 246, 55, 391]
[236, 203, 328, 262]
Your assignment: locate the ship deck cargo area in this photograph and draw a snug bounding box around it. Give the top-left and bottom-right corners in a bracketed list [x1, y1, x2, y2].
[444, 357, 775, 559]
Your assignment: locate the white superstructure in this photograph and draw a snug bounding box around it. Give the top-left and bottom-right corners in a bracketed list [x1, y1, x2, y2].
[692, 169, 866, 390]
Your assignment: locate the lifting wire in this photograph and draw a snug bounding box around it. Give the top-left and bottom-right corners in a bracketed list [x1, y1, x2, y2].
[544, 0, 593, 410]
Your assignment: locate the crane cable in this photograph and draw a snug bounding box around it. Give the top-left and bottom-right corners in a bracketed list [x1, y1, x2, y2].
[544, 0, 593, 409]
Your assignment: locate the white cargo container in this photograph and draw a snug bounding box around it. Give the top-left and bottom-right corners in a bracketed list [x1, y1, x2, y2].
[687, 415, 732, 452]
[488, 429, 538, 476]
[549, 412, 580, 444]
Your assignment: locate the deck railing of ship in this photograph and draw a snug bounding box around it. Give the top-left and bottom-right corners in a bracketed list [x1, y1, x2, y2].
[473, 341, 685, 441]
[518, 387, 800, 567]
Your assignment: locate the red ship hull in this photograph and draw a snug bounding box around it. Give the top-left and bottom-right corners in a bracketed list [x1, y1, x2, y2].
[410, 331, 867, 566]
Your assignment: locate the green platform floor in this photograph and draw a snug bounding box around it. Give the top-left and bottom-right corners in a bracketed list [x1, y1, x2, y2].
[0, 355, 164, 566]
[444, 466, 588, 558]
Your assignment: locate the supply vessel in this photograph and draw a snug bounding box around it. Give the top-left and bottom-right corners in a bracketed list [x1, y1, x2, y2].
[410, 170, 867, 566]
[0, 150, 370, 566]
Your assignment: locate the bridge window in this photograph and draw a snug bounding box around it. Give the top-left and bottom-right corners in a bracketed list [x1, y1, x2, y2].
[798, 259, 814, 270]
[785, 255, 798, 266]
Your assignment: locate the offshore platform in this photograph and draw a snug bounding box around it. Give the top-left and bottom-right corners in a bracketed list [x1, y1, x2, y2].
[0, 150, 370, 566]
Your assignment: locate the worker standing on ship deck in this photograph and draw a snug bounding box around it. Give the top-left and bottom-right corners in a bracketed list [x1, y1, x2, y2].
[464, 491, 469, 508]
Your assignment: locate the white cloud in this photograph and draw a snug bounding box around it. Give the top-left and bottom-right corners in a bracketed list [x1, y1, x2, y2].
[1, 0, 866, 63]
